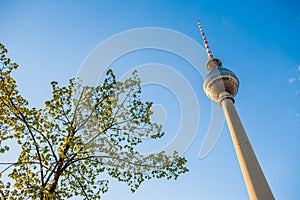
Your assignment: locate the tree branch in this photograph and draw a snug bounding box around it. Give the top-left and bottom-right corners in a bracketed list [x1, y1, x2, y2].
[70, 173, 90, 200]
[7, 99, 45, 188]
[0, 161, 48, 174]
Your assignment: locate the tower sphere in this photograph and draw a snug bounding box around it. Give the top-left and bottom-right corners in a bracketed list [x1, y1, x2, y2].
[203, 67, 239, 102]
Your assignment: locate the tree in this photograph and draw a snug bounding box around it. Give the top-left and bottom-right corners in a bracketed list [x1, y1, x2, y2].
[0, 43, 188, 199]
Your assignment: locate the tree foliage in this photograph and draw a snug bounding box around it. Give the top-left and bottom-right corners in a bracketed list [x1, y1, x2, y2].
[0, 43, 188, 199]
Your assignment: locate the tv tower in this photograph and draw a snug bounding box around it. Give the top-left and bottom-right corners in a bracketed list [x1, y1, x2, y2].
[197, 20, 275, 200]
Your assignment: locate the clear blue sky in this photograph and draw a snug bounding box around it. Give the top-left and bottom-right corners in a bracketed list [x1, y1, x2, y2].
[0, 0, 299, 199]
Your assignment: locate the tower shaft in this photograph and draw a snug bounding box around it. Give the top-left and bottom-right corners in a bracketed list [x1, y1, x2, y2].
[220, 94, 275, 200]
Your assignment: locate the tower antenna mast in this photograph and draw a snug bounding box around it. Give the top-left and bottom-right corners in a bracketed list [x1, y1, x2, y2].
[198, 20, 275, 200]
[197, 20, 213, 59]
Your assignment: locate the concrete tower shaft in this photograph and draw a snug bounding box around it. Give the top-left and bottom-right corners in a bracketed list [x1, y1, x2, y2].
[220, 94, 275, 200]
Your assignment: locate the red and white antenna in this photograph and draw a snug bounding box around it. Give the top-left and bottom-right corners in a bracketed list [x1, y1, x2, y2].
[197, 20, 213, 59]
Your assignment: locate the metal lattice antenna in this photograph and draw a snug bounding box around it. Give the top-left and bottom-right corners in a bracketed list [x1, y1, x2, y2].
[197, 20, 213, 59]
